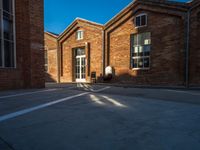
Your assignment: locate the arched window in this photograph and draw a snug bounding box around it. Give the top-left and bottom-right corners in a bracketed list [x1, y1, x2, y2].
[76, 30, 84, 40]
[135, 13, 147, 28]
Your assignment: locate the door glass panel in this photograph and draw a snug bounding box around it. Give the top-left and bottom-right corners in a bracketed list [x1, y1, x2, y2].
[75, 56, 86, 80]
[81, 57, 84, 79]
[75, 48, 86, 81]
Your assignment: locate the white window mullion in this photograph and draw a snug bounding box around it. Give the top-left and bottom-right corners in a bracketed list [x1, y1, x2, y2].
[131, 32, 151, 69]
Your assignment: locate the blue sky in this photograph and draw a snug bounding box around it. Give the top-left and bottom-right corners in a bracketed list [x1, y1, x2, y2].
[44, 0, 189, 34]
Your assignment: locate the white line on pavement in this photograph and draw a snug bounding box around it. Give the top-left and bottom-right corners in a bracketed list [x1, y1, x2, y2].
[166, 90, 200, 96]
[91, 87, 111, 92]
[101, 95, 126, 107]
[0, 89, 60, 99]
[0, 92, 89, 123]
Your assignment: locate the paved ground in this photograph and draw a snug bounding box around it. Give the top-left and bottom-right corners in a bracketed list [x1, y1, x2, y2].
[0, 83, 200, 150]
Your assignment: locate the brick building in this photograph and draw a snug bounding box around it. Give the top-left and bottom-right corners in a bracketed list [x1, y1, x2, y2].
[46, 0, 200, 87]
[44, 31, 58, 82]
[189, 0, 200, 86]
[57, 18, 104, 83]
[104, 0, 200, 87]
[0, 0, 44, 90]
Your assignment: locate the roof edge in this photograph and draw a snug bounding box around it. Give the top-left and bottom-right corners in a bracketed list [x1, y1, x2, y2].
[58, 18, 103, 40]
[45, 31, 59, 38]
[104, 0, 190, 29]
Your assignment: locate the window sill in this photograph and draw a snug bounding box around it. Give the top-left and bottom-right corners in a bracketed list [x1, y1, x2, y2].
[132, 68, 150, 71]
[77, 38, 84, 41]
[0, 67, 17, 72]
[135, 25, 147, 29]
[0, 66, 17, 69]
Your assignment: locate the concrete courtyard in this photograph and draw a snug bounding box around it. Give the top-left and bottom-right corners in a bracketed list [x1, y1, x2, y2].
[0, 83, 200, 150]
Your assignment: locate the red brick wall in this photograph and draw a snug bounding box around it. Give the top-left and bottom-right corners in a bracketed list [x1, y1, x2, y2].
[44, 33, 58, 82]
[189, 6, 200, 86]
[105, 7, 185, 86]
[59, 20, 103, 83]
[0, 0, 44, 90]
[52, 0, 200, 87]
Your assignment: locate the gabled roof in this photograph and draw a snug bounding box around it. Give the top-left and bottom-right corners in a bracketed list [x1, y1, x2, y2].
[48, 0, 199, 40]
[58, 18, 103, 41]
[104, 0, 191, 29]
[45, 31, 59, 38]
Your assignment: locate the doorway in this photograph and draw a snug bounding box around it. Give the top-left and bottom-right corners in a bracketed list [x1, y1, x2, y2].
[75, 48, 86, 82]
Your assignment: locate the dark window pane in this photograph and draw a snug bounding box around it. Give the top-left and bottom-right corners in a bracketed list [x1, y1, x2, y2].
[141, 15, 147, 26]
[76, 48, 85, 56]
[4, 40, 14, 67]
[138, 34, 143, 45]
[144, 58, 150, 68]
[133, 34, 137, 46]
[140, 32, 150, 45]
[3, 17, 13, 40]
[136, 16, 140, 27]
[3, 0, 13, 13]
[138, 58, 143, 68]
[133, 58, 138, 68]
[144, 45, 150, 56]
[138, 46, 143, 56]
[143, 32, 151, 45]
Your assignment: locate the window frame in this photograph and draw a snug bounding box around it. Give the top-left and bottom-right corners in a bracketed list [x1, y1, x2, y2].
[0, 0, 16, 69]
[76, 30, 84, 40]
[131, 32, 151, 70]
[135, 13, 148, 28]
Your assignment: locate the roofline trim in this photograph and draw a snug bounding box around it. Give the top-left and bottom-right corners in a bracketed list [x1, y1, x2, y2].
[104, 1, 136, 27]
[75, 17, 104, 26]
[104, 0, 189, 29]
[58, 18, 103, 40]
[45, 31, 59, 38]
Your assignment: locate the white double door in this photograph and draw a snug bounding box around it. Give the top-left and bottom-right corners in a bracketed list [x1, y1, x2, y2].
[75, 55, 86, 82]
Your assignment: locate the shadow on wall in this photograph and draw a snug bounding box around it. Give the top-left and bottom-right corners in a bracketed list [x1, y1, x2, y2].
[95, 70, 185, 86]
[45, 73, 57, 82]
